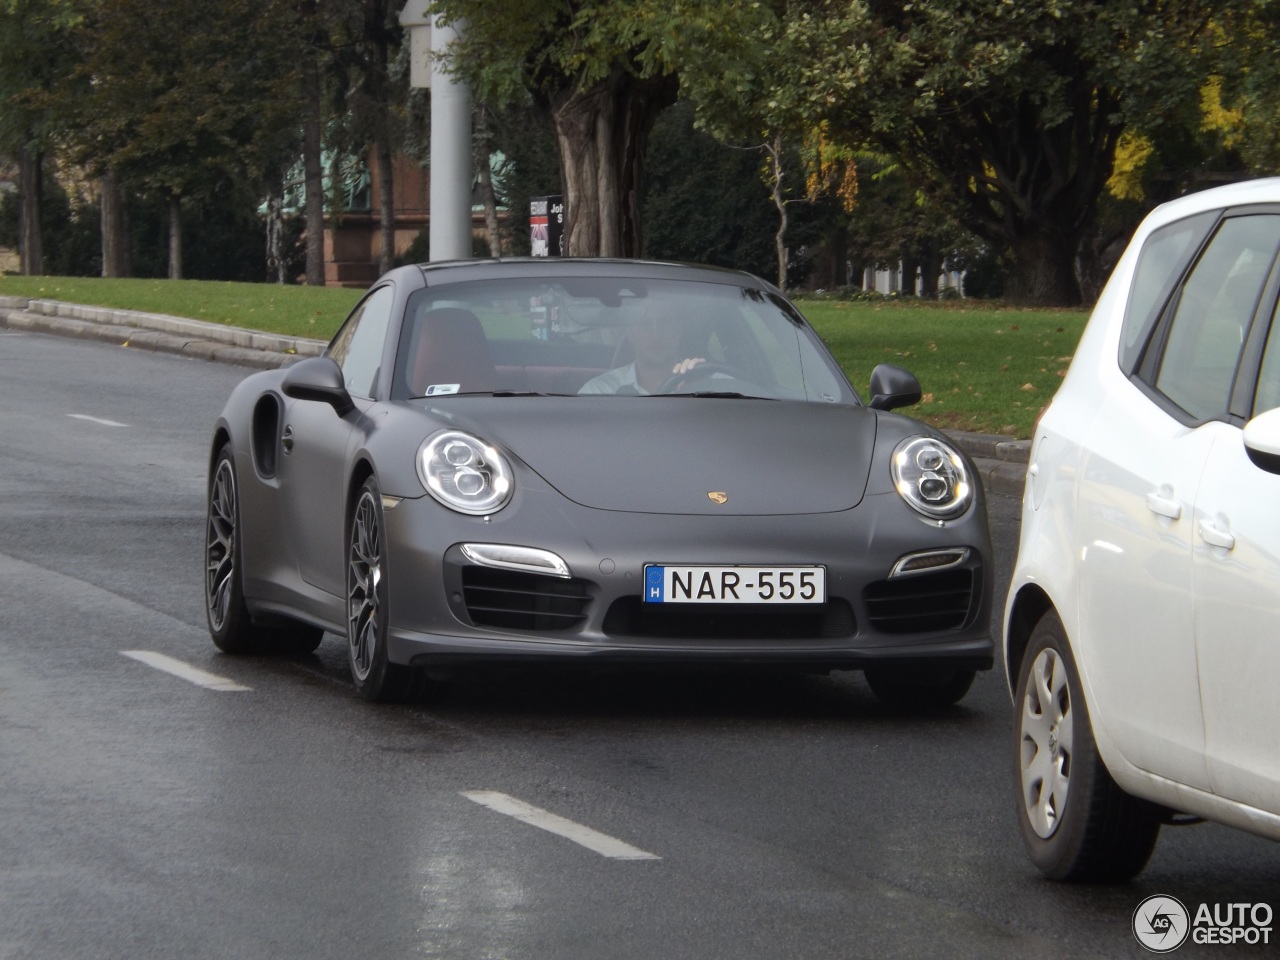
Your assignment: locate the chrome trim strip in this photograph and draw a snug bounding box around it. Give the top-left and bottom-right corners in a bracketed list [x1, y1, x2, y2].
[461, 543, 572, 579]
[888, 548, 970, 579]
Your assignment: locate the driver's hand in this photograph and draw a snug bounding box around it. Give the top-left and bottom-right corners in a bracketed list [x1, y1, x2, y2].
[671, 357, 706, 375]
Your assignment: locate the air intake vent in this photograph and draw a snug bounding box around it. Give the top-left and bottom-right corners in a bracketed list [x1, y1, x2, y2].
[602, 598, 855, 640]
[863, 568, 977, 634]
[461, 567, 590, 632]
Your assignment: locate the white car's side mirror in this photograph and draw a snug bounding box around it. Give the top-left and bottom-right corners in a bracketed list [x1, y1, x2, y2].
[1242, 406, 1280, 475]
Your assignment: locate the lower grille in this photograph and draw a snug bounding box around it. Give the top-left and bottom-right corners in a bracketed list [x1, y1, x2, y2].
[863, 568, 977, 634]
[461, 567, 591, 632]
[602, 598, 856, 640]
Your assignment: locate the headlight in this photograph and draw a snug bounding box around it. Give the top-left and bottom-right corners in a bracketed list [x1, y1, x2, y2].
[418, 430, 513, 515]
[891, 436, 972, 520]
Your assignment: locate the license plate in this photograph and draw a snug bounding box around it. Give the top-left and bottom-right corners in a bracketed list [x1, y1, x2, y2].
[643, 565, 826, 604]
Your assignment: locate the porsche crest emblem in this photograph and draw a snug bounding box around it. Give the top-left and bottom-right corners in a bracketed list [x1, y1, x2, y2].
[707, 491, 728, 505]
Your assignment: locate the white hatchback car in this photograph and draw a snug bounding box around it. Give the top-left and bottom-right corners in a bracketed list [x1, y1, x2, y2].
[1004, 177, 1280, 881]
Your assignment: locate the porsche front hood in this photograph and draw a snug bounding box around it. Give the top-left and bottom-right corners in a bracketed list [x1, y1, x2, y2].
[447, 398, 878, 516]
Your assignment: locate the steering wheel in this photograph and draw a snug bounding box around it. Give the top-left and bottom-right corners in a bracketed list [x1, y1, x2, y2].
[656, 361, 748, 394]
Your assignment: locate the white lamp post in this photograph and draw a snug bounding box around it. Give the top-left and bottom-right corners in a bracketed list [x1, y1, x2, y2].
[399, 4, 473, 261]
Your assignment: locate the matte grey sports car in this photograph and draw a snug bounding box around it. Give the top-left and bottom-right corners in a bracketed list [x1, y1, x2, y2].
[205, 259, 993, 703]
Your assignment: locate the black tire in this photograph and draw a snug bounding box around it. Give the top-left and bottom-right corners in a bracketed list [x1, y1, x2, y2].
[346, 476, 429, 702]
[1013, 609, 1161, 881]
[205, 445, 265, 653]
[864, 666, 976, 707]
[205, 444, 323, 655]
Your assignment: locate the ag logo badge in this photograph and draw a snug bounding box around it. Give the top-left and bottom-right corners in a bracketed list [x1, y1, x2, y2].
[1133, 895, 1190, 953]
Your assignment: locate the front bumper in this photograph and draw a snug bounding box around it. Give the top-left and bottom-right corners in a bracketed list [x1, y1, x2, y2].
[381, 486, 994, 673]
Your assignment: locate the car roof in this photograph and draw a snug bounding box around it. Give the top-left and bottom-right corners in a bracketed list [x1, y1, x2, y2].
[1149, 176, 1280, 224]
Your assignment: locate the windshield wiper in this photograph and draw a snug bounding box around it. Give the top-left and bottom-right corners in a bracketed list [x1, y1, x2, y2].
[652, 391, 773, 400]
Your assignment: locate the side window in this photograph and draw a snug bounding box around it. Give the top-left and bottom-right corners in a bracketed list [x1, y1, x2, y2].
[1150, 215, 1280, 422]
[1120, 211, 1216, 372]
[1254, 301, 1280, 415]
[328, 285, 395, 398]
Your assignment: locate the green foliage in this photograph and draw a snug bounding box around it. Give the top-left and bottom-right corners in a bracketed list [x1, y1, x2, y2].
[699, 0, 1271, 306]
[67, 0, 306, 197]
[642, 102, 780, 277]
[429, 0, 729, 103]
[0, 0, 82, 152]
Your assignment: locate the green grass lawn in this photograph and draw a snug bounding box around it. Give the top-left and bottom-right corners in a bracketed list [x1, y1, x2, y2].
[800, 299, 1088, 437]
[0, 274, 1089, 437]
[0, 275, 362, 338]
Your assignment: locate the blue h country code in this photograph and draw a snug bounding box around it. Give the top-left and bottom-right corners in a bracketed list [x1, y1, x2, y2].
[643, 565, 826, 604]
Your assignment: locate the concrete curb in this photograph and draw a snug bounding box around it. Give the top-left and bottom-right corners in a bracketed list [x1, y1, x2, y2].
[0, 295, 324, 370]
[0, 294, 1029, 498]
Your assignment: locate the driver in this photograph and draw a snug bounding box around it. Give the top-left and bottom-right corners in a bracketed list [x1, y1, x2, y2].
[578, 311, 705, 395]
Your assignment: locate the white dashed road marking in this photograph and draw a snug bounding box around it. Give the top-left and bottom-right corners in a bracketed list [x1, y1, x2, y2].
[68, 413, 128, 428]
[462, 790, 661, 860]
[121, 650, 251, 691]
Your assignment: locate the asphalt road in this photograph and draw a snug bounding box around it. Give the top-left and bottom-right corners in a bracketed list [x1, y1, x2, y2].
[1, 330, 1275, 960]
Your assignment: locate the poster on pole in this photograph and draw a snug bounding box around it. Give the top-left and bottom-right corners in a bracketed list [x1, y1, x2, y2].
[530, 196, 564, 257]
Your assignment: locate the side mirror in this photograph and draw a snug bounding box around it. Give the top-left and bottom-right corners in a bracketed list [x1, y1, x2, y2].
[868, 363, 923, 411]
[283, 356, 355, 417]
[1243, 406, 1280, 475]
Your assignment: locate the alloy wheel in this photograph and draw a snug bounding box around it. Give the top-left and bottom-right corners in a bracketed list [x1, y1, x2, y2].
[348, 490, 382, 682]
[206, 459, 237, 632]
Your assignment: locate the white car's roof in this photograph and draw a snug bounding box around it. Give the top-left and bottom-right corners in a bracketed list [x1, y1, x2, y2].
[1148, 176, 1280, 225]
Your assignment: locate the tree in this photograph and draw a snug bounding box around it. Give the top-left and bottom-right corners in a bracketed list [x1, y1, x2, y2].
[655, 2, 858, 289]
[780, 0, 1268, 306]
[0, 0, 82, 275]
[643, 101, 778, 277]
[68, 0, 305, 279]
[431, 0, 716, 257]
[326, 0, 406, 277]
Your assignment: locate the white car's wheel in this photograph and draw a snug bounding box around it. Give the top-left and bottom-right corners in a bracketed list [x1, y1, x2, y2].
[1013, 609, 1161, 881]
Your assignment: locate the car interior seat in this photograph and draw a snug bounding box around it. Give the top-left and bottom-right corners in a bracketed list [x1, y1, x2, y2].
[410, 308, 496, 395]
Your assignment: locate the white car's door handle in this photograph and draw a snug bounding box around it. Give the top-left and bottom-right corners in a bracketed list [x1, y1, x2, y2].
[1198, 520, 1236, 550]
[1145, 492, 1182, 520]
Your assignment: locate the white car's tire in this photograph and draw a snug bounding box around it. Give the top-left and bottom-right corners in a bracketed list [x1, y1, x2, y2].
[1013, 609, 1162, 881]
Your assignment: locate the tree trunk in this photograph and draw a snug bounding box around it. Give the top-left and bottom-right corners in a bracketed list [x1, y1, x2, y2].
[901, 255, 920, 296]
[376, 136, 395, 274]
[100, 171, 130, 278]
[764, 136, 788, 290]
[476, 149, 502, 257]
[474, 105, 502, 257]
[919, 248, 942, 299]
[303, 74, 326, 285]
[168, 194, 183, 280]
[266, 189, 286, 284]
[550, 71, 677, 257]
[1005, 226, 1081, 306]
[18, 145, 43, 276]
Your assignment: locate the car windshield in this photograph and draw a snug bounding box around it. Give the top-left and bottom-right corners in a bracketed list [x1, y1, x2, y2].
[393, 275, 855, 404]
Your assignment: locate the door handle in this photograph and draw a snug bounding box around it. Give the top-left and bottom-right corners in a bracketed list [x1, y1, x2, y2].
[1198, 519, 1236, 550]
[1145, 491, 1182, 520]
